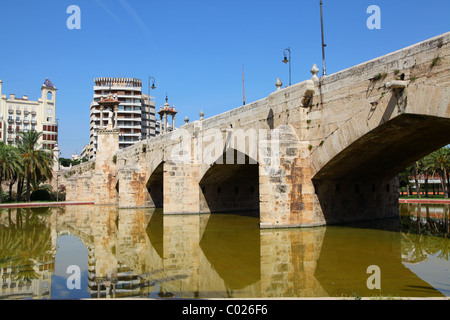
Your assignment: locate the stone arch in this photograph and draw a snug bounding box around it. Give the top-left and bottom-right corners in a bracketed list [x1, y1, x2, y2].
[146, 162, 164, 207]
[312, 82, 450, 181]
[312, 113, 450, 182]
[199, 148, 259, 214]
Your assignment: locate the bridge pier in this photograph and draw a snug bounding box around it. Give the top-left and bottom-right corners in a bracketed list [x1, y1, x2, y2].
[118, 165, 150, 208]
[312, 178, 399, 225]
[93, 128, 119, 205]
[259, 125, 325, 228]
[163, 162, 202, 214]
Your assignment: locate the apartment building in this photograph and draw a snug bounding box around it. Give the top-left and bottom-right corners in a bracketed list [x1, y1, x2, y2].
[89, 77, 156, 159]
[0, 78, 58, 150]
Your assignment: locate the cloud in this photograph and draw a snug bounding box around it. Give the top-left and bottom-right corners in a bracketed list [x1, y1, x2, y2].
[94, 0, 124, 26]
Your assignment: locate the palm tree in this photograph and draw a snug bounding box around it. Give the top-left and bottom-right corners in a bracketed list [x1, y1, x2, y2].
[412, 161, 422, 198]
[398, 165, 413, 196]
[17, 131, 54, 202]
[0, 143, 22, 203]
[427, 147, 450, 198]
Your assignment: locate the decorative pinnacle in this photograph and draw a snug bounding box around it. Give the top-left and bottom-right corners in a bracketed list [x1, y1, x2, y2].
[199, 110, 204, 120]
[311, 64, 320, 82]
[275, 78, 283, 90]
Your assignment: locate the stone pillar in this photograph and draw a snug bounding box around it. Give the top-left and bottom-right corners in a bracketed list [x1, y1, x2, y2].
[114, 105, 118, 128]
[159, 114, 163, 134]
[163, 162, 201, 214]
[117, 165, 151, 208]
[259, 125, 324, 228]
[100, 106, 104, 128]
[93, 128, 120, 205]
[172, 115, 175, 131]
[164, 114, 168, 133]
[52, 144, 60, 172]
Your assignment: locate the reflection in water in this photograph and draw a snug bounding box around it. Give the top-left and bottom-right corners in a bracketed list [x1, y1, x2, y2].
[0, 207, 55, 299]
[0, 204, 448, 299]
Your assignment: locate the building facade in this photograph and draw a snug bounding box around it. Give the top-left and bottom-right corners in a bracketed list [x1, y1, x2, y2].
[89, 77, 156, 159]
[0, 78, 58, 150]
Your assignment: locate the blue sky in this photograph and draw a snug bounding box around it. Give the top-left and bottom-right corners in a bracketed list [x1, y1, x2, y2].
[0, 0, 449, 158]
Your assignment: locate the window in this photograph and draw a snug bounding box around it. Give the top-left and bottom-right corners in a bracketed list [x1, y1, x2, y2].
[47, 108, 52, 114]
[47, 91, 52, 100]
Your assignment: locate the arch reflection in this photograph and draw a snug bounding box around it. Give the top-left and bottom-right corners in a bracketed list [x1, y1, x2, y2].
[0, 204, 447, 299]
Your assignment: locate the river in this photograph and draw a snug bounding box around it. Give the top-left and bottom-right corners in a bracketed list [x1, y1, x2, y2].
[0, 203, 448, 299]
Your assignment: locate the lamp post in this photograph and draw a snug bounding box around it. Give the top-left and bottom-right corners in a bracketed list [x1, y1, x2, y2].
[320, 0, 327, 76]
[282, 47, 291, 86]
[56, 174, 61, 202]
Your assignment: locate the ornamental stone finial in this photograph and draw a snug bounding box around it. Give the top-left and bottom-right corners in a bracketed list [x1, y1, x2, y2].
[311, 64, 320, 82]
[275, 78, 283, 90]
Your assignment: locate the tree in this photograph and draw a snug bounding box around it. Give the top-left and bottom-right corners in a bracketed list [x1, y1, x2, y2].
[412, 161, 422, 198]
[398, 165, 413, 196]
[17, 131, 54, 202]
[0, 143, 22, 203]
[427, 147, 450, 198]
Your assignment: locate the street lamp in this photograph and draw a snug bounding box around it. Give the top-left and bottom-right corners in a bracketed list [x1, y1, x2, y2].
[282, 47, 291, 86]
[148, 76, 156, 96]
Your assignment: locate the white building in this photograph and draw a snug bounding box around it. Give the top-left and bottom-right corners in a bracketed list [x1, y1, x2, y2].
[89, 77, 156, 159]
[0, 78, 58, 150]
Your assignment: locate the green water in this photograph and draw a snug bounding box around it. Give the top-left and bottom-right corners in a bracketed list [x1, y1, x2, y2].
[0, 203, 448, 299]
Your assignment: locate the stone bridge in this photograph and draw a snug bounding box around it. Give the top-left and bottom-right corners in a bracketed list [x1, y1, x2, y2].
[65, 32, 450, 228]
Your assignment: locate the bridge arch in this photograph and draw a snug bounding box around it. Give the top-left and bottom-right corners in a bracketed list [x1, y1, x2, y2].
[312, 82, 450, 181]
[311, 83, 450, 224]
[199, 148, 259, 214]
[146, 161, 164, 208]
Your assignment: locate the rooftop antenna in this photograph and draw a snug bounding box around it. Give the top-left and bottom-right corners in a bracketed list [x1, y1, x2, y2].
[242, 64, 246, 106]
[320, 0, 327, 76]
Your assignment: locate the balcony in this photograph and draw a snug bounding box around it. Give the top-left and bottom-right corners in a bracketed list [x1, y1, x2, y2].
[15, 119, 21, 124]
[118, 124, 142, 130]
[16, 110, 21, 114]
[31, 120, 37, 124]
[8, 118, 14, 124]
[31, 111, 36, 115]
[23, 119, 29, 124]
[8, 109, 14, 114]
[24, 110, 29, 115]
[120, 132, 141, 136]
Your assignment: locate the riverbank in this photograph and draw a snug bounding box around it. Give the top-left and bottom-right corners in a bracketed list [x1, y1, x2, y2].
[0, 201, 94, 208]
[399, 198, 450, 204]
[0, 199, 449, 208]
